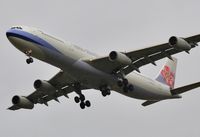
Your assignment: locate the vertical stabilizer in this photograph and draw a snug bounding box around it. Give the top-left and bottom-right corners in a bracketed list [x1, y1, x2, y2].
[155, 57, 177, 89]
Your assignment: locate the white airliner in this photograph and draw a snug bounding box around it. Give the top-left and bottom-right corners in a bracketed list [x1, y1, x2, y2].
[6, 26, 200, 110]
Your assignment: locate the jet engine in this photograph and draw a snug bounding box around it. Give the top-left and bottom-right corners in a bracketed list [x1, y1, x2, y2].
[34, 80, 56, 94]
[169, 36, 191, 51]
[12, 95, 34, 109]
[109, 51, 132, 65]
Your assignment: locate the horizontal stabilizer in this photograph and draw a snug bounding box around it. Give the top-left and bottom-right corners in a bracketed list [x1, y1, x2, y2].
[7, 105, 20, 111]
[142, 100, 160, 107]
[171, 82, 200, 95]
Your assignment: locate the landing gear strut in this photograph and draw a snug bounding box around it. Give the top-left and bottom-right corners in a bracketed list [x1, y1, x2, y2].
[73, 83, 91, 109]
[25, 49, 33, 64]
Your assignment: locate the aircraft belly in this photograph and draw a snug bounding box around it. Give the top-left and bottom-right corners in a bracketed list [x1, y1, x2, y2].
[69, 60, 116, 88]
[114, 73, 173, 100]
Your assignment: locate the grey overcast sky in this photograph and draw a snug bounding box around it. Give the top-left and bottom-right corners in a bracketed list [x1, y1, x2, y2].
[1, 0, 200, 137]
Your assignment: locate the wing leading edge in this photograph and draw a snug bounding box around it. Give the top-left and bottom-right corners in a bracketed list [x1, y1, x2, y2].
[8, 70, 87, 110]
[87, 34, 200, 75]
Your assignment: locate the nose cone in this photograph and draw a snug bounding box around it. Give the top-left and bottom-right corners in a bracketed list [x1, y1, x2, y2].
[6, 29, 12, 39]
[6, 26, 24, 40]
[6, 28, 25, 50]
[6, 28, 19, 42]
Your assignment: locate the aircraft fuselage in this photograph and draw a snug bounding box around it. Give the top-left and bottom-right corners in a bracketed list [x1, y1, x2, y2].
[6, 26, 180, 101]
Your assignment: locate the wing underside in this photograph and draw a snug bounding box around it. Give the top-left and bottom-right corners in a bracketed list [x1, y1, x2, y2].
[8, 70, 87, 110]
[87, 34, 200, 75]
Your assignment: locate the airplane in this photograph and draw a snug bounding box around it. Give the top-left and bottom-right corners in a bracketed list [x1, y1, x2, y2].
[6, 26, 200, 110]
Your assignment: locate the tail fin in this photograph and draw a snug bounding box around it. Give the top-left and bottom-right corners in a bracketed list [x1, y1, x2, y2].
[155, 57, 177, 89]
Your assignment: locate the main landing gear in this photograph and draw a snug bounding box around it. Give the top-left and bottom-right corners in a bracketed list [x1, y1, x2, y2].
[73, 83, 91, 109]
[100, 85, 111, 97]
[117, 78, 134, 93]
[25, 49, 33, 64]
[74, 94, 91, 109]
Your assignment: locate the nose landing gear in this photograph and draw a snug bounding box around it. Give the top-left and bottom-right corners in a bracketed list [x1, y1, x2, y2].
[25, 49, 33, 64]
[26, 58, 33, 64]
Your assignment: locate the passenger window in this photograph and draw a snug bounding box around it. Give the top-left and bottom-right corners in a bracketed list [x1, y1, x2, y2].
[11, 27, 22, 30]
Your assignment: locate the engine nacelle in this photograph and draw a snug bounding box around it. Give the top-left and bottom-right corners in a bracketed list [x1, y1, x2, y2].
[34, 80, 56, 94]
[109, 51, 132, 65]
[169, 36, 191, 51]
[12, 95, 34, 109]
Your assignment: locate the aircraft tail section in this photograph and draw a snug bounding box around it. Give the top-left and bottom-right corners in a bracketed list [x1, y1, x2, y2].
[155, 57, 177, 89]
[142, 81, 200, 107]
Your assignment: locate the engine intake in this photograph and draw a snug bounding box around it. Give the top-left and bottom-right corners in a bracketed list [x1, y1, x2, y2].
[34, 79, 56, 94]
[12, 95, 34, 109]
[169, 36, 191, 51]
[109, 51, 132, 65]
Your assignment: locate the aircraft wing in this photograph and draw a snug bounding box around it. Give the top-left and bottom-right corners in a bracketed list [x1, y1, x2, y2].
[87, 34, 200, 75]
[8, 70, 87, 110]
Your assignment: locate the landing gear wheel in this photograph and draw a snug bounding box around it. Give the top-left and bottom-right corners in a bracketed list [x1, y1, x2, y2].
[106, 90, 111, 95]
[74, 96, 80, 103]
[29, 58, 33, 63]
[85, 100, 91, 107]
[128, 84, 134, 91]
[26, 58, 33, 64]
[80, 101, 85, 109]
[117, 80, 123, 87]
[102, 91, 107, 97]
[123, 79, 128, 85]
[123, 86, 128, 93]
[26, 58, 31, 64]
[80, 94, 85, 101]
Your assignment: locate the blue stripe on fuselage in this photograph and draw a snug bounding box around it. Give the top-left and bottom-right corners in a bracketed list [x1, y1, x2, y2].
[6, 29, 61, 54]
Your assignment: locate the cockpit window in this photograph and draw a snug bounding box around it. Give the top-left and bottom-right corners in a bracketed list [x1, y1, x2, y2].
[11, 26, 22, 30]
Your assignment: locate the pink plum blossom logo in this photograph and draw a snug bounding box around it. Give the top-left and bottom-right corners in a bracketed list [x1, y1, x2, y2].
[161, 65, 175, 89]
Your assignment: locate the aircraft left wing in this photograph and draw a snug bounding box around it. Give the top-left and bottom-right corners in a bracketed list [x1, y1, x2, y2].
[8, 70, 87, 110]
[87, 35, 200, 75]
